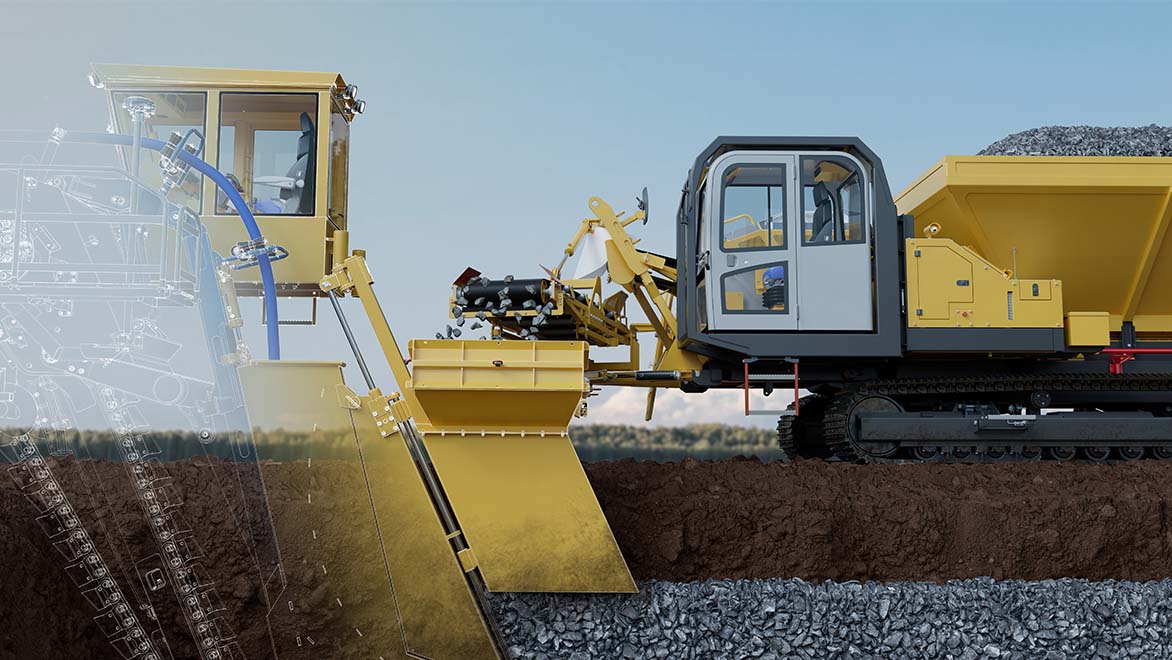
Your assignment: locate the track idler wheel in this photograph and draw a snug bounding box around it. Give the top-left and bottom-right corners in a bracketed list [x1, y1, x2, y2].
[824, 392, 903, 462]
[776, 394, 830, 460]
[1046, 446, 1076, 461]
[1153, 446, 1172, 460]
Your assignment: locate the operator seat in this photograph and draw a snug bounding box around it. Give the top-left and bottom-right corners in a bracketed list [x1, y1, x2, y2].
[280, 112, 316, 214]
[810, 181, 836, 242]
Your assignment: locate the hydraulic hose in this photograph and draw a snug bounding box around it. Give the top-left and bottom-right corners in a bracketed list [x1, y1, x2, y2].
[63, 131, 282, 359]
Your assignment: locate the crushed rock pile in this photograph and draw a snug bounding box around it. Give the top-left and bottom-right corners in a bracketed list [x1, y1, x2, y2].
[980, 125, 1172, 157]
[493, 578, 1172, 660]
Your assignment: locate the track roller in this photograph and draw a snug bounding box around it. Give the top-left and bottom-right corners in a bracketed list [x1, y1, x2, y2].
[911, 446, 940, 461]
[1082, 447, 1112, 462]
[1119, 447, 1145, 461]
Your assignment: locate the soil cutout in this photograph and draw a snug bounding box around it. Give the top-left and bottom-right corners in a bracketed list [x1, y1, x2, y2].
[587, 456, 1172, 583]
[0, 456, 402, 660]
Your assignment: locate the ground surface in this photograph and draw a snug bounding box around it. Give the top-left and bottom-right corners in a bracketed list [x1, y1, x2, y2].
[5, 455, 1172, 658]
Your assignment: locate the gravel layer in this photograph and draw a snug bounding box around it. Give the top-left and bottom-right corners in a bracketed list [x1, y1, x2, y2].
[980, 125, 1172, 156]
[492, 578, 1172, 659]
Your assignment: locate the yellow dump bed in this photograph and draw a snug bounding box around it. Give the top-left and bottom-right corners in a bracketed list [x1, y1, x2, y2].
[896, 156, 1172, 338]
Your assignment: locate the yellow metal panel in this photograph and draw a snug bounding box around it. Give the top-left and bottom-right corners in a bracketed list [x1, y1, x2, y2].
[1130, 190, 1172, 330]
[352, 402, 502, 659]
[403, 338, 634, 593]
[240, 360, 353, 431]
[725, 291, 745, 310]
[1066, 312, 1111, 347]
[204, 215, 328, 288]
[1132, 315, 1172, 336]
[422, 433, 637, 593]
[906, 239, 1063, 329]
[239, 361, 502, 659]
[409, 339, 587, 435]
[911, 242, 972, 320]
[315, 92, 331, 220]
[238, 361, 406, 657]
[92, 63, 341, 90]
[896, 156, 1172, 338]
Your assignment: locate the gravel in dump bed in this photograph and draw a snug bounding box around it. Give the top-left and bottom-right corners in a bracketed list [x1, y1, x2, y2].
[491, 578, 1172, 659]
[980, 125, 1172, 157]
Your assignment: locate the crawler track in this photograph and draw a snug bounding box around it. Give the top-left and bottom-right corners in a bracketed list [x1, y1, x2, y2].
[780, 373, 1172, 463]
[775, 393, 829, 461]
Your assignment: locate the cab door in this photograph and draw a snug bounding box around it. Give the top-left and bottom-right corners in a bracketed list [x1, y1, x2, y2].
[705, 153, 799, 331]
[794, 153, 874, 331]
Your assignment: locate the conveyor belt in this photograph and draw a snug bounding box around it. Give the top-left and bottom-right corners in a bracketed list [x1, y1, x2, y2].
[453, 276, 629, 346]
[459, 278, 549, 313]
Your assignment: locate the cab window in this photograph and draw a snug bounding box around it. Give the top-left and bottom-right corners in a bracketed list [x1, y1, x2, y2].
[800, 156, 865, 244]
[217, 93, 317, 216]
[111, 91, 206, 208]
[721, 261, 789, 314]
[720, 164, 786, 251]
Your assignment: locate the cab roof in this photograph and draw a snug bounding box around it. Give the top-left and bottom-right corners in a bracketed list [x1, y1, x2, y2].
[90, 63, 346, 92]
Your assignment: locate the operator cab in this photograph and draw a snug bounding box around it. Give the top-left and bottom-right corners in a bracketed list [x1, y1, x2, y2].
[91, 64, 362, 296]
[695, 148, 874, 333]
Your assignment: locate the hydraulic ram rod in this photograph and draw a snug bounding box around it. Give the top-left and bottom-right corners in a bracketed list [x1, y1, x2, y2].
[327, 289, 376, 391]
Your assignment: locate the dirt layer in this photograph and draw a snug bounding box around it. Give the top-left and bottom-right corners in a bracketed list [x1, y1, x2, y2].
[586, 456, 1172, 583]
[7, 455, 1172, 658]
[0, 456, 405, 660]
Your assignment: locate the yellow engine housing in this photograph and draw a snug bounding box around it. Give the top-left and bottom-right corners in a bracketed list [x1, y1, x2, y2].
[905, 238, 1063, 330]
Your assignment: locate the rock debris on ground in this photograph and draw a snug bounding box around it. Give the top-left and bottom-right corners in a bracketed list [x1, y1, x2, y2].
[492, 578, 1172, 660]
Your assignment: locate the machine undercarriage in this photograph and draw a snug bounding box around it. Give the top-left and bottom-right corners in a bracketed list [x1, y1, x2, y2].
[780, 373, 1172, 464]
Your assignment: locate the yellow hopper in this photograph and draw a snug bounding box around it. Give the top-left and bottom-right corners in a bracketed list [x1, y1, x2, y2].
[897, 156, 1172, 338]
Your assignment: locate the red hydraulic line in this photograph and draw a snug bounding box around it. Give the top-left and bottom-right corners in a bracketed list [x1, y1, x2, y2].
[1100, 347, 1172, 375]
[793, 361, 800, 416]
[743, 361, 750, 416]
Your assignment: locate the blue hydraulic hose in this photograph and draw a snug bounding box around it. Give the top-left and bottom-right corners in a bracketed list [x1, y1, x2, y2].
[64, 131, 282, 359]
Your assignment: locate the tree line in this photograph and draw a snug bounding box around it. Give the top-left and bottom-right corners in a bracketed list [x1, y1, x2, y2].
[0, 424, 778, 463]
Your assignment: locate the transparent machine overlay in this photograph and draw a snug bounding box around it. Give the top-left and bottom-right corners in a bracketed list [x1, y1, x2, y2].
[0, 125, 400, 658]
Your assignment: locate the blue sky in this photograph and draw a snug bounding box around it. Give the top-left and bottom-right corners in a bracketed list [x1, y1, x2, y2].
[3, 0, 1169, 426]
